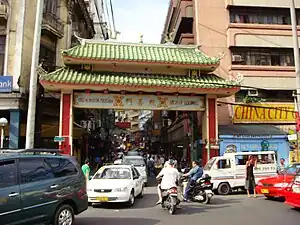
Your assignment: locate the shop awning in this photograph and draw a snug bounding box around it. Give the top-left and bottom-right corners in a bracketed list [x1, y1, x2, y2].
[219, 125, 287, 136]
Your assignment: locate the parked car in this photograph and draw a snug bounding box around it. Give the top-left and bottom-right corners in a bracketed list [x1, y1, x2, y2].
[124, 156, 148, 185]
[87, 164, 144, 206]
[0, 149, 88, 225]
[256, 163, 300, 199]
[284, 172, 300, 209]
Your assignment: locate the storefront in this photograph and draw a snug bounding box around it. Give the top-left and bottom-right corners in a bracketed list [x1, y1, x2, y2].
[219, 125, 290, 163]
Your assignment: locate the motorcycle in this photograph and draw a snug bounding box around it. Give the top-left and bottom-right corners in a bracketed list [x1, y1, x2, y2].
[161, 187, 179, 214]
[157, 177, 180, 215]
[180, 173, 214, 204]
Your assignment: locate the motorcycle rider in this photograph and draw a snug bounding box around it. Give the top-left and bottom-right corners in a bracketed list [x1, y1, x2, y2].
[183, 160, 203, 201]
[156, 159, 180, 205]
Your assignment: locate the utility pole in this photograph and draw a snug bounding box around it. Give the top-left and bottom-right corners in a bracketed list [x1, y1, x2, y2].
[290, 0, 300, 162]
[25, 0, 44, 149]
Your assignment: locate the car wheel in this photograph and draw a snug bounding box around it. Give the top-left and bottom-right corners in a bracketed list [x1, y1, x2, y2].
[218, 183, 231, 195]
[128, 190, 135, 206]
[53, 204, 74, 225]
[265, 195, 275, 200]
[138, 186, 144, 198]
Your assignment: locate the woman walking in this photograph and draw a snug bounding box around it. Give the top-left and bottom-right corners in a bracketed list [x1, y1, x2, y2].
[245, 156, 257, 198]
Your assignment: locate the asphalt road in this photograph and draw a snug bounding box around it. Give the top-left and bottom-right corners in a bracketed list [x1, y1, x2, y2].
[75, 184, 300, 225]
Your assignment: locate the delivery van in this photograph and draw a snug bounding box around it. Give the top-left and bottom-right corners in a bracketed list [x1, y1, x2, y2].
[203, 151, 277, 195]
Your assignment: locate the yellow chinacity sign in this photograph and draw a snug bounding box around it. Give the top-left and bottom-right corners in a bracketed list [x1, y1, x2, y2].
[233, 104, 297, 123]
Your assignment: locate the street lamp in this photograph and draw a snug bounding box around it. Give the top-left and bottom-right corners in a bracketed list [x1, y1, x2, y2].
[0, 117, 8, 149]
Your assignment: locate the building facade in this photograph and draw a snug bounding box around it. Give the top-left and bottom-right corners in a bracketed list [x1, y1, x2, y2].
[0, 0, 94, 149]
[162, 0, 299, 162]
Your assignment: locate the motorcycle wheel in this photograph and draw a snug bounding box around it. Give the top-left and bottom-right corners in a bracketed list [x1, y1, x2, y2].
[203, 196, 211, 204]
[169, 204, 176, 215]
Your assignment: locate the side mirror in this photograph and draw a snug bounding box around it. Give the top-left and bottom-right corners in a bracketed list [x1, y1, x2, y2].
[213, 165, 218, 170]
[133, 175, 139, 180]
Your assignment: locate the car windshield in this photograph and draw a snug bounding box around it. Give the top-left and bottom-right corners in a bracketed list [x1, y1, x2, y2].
[94, 167, 131, 179]
[204, 158, 216, 170]
[125, 158, 145, 167]
[279, 164, 300, 175]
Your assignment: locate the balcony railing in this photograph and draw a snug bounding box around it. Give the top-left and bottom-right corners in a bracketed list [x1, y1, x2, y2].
[42, 12, 64, 38]
[0, 4, 8, 20]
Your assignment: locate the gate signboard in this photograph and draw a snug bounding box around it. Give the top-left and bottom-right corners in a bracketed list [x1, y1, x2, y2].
[74, 93, 205, 111]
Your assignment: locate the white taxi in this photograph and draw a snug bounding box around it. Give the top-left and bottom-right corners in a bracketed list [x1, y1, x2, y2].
[87, 164, 144, 206]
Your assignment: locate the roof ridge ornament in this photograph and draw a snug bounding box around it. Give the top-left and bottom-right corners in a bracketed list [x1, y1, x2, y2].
[217, 52, 225, 60]
[230, 72, 244, 85]
[164, 28, 175, 43]
[73, 32, 87, 46]
[140, 34, 144, 43]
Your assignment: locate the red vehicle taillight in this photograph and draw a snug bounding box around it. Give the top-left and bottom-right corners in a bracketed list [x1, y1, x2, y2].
[204, 181, 211, 185]
[169, 188, 177, 194]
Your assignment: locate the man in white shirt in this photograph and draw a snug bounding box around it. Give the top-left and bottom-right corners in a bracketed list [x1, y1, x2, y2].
[156, 160, 180, 204]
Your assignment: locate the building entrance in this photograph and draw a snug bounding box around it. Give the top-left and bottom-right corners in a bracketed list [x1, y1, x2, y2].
[39, 39, 241, 164]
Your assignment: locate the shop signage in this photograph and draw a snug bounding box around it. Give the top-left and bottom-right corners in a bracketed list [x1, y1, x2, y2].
[233, 104, 296, 123]
[0, 76, 12, 93]
[73, 93, 205, 111]
[54, 136, 65, 142]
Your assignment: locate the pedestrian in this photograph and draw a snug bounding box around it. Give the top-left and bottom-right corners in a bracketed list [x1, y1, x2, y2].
[81, 159, 91, 182]
[278, 158, 286, 172]
[245, 155, 257, 198]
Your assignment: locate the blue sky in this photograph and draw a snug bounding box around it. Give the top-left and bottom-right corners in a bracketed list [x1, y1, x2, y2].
[112, 0, 169, 44]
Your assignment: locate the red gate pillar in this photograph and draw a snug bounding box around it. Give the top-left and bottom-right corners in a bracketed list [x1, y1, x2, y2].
[202, 96, 219, 165]
[59, 92, 73, 155]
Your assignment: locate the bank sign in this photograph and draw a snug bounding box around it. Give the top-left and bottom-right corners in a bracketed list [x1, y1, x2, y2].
[233, 103, 296, 123]
[0, 76, 12, 93]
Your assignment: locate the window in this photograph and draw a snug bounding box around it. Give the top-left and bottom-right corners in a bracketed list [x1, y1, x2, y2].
[44, 0, 58, 15]
[203, 158, 216, 170]
[0, 160, 17, 188]
[231, 47, 294, 66]
[229, 7, 294, 25]
[46, 158, 77, 178]
[94, 167, 131, 179]
[217, 159, 231, 169]
[282, 164, 300, 175]
[39, 45, 56, 72]
[235, 90, 294, 103]
[235, 155, 247, 166]
[20, 158, 55, 183]
[256, 154, 275, 164]
[0, 36, 5, 75]
[133, 168, 140, 177]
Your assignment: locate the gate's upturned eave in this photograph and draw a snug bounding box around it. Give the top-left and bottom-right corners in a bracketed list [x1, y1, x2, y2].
[39, 67, 240, 97]
[61, 41, 220, 70]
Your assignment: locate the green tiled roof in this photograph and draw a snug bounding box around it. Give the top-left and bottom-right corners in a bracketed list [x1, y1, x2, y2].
[62, 42, 220, 66]
[39, 67, 239, 89]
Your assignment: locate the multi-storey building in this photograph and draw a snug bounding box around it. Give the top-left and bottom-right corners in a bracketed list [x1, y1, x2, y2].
[162, 0, 299, 162]
[0, 0, 94, 149]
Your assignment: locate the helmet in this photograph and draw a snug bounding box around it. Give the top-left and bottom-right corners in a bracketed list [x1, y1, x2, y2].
[168, 159, 175, 166]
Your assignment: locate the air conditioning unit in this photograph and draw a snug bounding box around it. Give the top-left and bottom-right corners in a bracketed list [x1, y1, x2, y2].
[248, 89, 258, 97]
[232, 55, 243, 62]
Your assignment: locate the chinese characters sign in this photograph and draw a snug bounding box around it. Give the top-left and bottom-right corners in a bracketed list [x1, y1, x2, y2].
[73, 93, 205, 111]
[233, 104, 296, 123]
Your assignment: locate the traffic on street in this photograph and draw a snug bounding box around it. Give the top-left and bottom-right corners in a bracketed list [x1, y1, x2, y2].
[76, 182, 300, 225]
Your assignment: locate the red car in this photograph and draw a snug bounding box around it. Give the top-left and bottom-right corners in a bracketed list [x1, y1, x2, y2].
[284, 173, 300, 209]
[256, 163, 300, 199]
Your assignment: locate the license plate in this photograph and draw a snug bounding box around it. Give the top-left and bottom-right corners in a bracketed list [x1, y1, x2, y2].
[96, 196, 108, 202]
[205, 190, 213, 194]
[261, 189, 269, 194]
